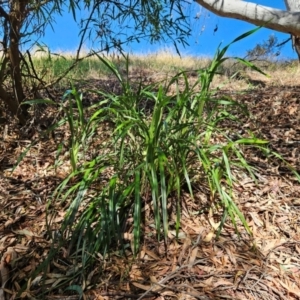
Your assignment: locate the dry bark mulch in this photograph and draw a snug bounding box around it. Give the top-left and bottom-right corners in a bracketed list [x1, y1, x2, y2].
[0, 80, 300, 299]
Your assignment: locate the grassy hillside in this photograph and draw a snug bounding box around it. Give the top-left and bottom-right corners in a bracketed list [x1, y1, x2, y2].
[27, 48, 300, 89]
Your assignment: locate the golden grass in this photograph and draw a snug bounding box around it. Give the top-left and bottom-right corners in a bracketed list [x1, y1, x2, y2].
[25, 48, 300, 92]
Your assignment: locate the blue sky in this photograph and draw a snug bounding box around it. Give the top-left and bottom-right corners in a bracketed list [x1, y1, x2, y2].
[40, 0, 297, 60]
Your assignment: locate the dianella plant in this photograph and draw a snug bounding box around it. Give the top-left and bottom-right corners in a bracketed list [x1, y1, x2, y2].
[41, 28, 274, 279]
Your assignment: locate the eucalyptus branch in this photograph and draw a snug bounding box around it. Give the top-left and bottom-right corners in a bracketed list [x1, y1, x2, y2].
[75, 3, 97, 61]
[25, 0, 55, 13]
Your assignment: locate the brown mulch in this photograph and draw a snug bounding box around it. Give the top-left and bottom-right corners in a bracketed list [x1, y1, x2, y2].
[0, 78, 300, 300]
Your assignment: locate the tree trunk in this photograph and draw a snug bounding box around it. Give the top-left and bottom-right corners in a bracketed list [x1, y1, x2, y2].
[0, 1, 29, 125]
[195, 0, 300, 36]
[195, 0, 300, 61]
[0, 84, 27, 124]
[284, 1, 300, 61]
[7, 0, 30, 124]
[292, 35, 300, 61]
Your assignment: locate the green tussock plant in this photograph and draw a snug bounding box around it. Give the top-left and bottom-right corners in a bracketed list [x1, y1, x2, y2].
[52, 26, 269, 258]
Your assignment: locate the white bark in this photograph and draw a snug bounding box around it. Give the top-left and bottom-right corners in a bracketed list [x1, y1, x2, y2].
[284, 0, 300, 11]
[195, 0, 300, 36]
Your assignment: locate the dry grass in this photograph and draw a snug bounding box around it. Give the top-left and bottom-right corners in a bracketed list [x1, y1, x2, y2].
[25, 48, 300, 91]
